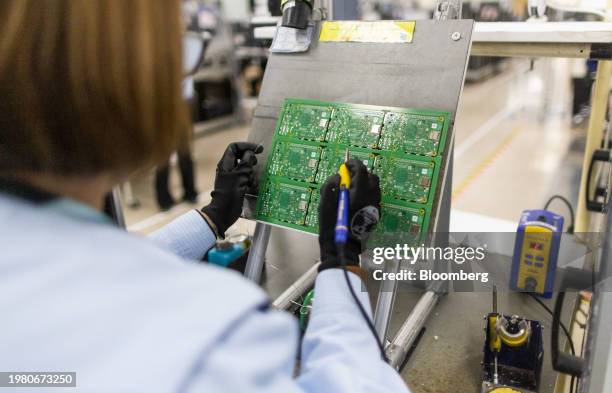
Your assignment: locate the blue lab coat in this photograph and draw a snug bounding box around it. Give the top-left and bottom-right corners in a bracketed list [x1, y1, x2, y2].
[0, 193, 409, 392]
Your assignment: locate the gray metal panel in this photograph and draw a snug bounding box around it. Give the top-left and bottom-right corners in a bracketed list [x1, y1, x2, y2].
[245, 19, 473, 233]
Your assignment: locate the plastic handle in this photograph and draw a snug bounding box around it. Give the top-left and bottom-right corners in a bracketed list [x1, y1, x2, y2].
[334, 188, 349, 244]
[586, 149, 611, 212]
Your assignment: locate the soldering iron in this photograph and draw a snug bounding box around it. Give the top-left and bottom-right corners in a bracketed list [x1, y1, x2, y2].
[334, 149, 351, 245]
[334, 148, 387, 361]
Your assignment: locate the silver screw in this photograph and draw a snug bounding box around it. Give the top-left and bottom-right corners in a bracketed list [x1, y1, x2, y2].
[451, 32, 461, 41]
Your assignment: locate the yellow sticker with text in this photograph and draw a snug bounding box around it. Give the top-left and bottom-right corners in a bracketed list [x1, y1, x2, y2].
[319, 21, 415, 43]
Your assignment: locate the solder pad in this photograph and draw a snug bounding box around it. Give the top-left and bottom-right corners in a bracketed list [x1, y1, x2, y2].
[254, 98, 450, 244]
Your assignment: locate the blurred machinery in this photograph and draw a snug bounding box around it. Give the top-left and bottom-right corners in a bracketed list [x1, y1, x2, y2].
[280, 0, 313, 29]
[463, 2, 515, 82]
[185, 1, 242, 131]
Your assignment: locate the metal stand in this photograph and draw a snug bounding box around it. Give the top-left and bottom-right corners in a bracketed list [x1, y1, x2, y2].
[377, 4, 458, 364]
[244, 222, 272, 282]
[373, 258, 400, 343]
[245, 19, 472, 352]
[386, 290, 440, 368]
[383, 143, 454, 367]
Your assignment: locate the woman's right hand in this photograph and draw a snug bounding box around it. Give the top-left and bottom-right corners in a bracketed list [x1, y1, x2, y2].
[317, 159, 381, 271]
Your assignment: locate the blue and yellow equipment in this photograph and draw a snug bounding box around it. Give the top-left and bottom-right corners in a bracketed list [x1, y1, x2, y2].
[510, 209, 564, 299]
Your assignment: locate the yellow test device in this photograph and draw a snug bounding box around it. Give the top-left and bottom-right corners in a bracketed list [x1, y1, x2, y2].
[510, 210, 564, 298]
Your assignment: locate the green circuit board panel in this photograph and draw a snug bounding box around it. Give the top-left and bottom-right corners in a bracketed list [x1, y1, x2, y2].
[373, 155, 435, 204]
[258, 181, 312, 226]
[326, 108, 384, 148]
[279, 103, 332, 141]
[254, 98, 451, 242]
[379, 112, 446, 156]
[368, 204, 426, 247]
[268, 141, 322, 183]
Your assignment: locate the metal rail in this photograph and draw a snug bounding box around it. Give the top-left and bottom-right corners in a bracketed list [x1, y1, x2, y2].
[254, 21, 612, 59]
[386, 290, 439, 369]
[244, 223, 272, 282]
[373, 258, 400, 342]
[272, 262, 320, 310]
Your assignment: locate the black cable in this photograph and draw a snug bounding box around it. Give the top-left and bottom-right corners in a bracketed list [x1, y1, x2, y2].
[544, 195, 575, 234]
[528, 293, 575, 355]
[528, 293, 576, 392]
[337, 246, 388, 362]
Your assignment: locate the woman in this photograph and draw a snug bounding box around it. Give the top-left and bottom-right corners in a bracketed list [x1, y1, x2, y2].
[0, 1, 409, 392]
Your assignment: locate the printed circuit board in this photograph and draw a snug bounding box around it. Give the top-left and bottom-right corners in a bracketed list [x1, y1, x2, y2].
[255, 98, 450, 245]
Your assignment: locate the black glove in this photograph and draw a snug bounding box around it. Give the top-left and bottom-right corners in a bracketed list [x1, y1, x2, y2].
[318, 159, 381, 271]
[202, 142, 263, 237]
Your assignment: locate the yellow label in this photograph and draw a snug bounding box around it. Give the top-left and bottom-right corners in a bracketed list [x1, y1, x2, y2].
[319, 21, 415, 43]
[517, 226, 552, 294]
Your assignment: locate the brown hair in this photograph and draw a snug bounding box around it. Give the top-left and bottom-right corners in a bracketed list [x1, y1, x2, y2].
[0, 0, 188, 176]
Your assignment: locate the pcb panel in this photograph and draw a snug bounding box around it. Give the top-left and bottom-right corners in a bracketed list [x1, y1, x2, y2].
[326, 108, 384, 148]
[379, 112, 446, 156]
[269, 141, 322, 183]
[258, 181, 312, 226]
[369, 203, 426, 247]
[279, 104, 332, 141]
[255, 98, 450, 237]
[374, 155, 434, 204]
